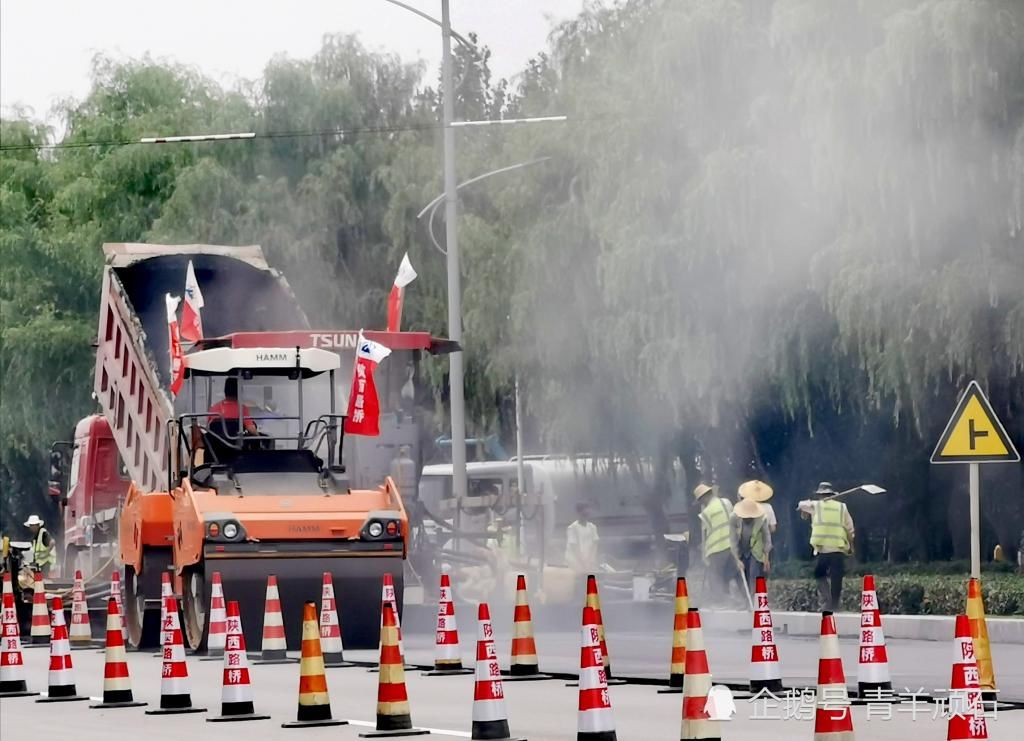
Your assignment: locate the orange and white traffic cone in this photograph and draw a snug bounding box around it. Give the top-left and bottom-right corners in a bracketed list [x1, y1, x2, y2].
[90, 597, 146, 708]
[679, 608, 717, 740]
[579, 604, 616, 741]
[145, 595, 206, 715]
[69, 570, 95, 649]
[750, 576, 782, 693]
[208, 600, 269, 722]
[200, 570, 228, 661]
[320, 572, 354, 668]
[506, 574, 549, 682]
[359, 601, 428, 737]
[371, 573, 411, 672]
[660, 577, 688, 694]
[1, 572, 37, 697]
[583, 574, 625, 686]
[28, 570, 50, 647]
[35, 596, 87, 703]
[109, 571, 127, 645]
[857, 574, 892, 696]
[426, 572, 472, 675]
[471, 602, 525, 741]
[947, 614, 988, 741]
[281, 601, 346, 728]
[966, 578, 997, 700]
[254, 575, 295, 665]
[814, 612, 854, 740]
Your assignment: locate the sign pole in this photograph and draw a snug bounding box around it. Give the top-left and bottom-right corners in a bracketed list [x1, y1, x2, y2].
[969, 463, 981, 579]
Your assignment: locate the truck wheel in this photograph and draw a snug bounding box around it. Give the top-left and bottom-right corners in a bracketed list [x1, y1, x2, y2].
[181, 565, 208, 651]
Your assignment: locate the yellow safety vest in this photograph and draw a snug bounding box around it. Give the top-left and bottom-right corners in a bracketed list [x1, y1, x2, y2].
[809, 500, 850, 553]
[737, 516, 767, 562]
[33, 528, 56, 568]
[700, 497, 732, 558]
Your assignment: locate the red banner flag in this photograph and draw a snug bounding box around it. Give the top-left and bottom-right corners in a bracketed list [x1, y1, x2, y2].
[386, 253, 417, 333]
[165, 294, 185, 396]
[180, 260, 204, 343]
[344, 331, 392, 436]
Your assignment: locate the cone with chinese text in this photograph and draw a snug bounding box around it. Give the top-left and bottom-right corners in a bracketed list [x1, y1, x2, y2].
[1, 572, 37, 697]
[282, 601, 346, 728]
[582, 575, 625, 686]
[359, 601, 428, 737]
[750, 577, 782, 693]
[679, 608, 717, 741]
[505, 574, 549, 681]
[857, 575, 892, 696]
[472, 602, 525, 741]
[35, 596, 87, 703]
[200, 571, 227, 661]
[28, 570, 50, 646]
[151, 571, 173, 656]
[427, 572, 472, 675]
[254, 575, 296, 664]
[814, 612, 854, 740]
[966, 578, 996, 699]
[68, 570, 96, 648]
[947, 614, 988, 741]
[320, 572, 354, 667]
[659, 577, 687, 693]
[208, 600, 269, 722]
[145, 595, 205, 714]
[579, 604, 616, 741]
[90, 597, 145, 708]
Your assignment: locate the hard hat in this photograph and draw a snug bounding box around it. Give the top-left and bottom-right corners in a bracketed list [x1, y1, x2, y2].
[23, 515, 45, 528]
[814, 481, 836, 496]
[693, 483, 715, 500]
[733, 498, 765, 519]
[738, 480, 774, 502]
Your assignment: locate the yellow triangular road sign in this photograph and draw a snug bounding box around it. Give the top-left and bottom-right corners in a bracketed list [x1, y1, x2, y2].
[931, 381, 1020, 464]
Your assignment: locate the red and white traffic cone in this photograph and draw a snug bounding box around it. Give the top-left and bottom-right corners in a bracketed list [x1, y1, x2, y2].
[947, 614, 988, 741]
[254, 575, 295, 664]
[208, 600, 269, 722]
[35, 596, 87, 703]
[814, 612, 854, 740]
[679, 608, 717, 741]
[145, 595, 206, 715]
[585, 574, 624, 685]
[69, 570, 95, 649]
[90, 597, 146, 708]
[427, 572, 472, 675]
[750, 576, 782, 693]
[578, 604, 616, 741]
[470, 602, 525, 741]
[1, 572, 37, 697]
[857, 574, 892, 696]
[200, 571, 228, 661]
[152, 571, 174, 656]
[109, 571, 127, 645]
[320, 572, 354, 668]
[506, 574, 549, 681]
[371, 573, 411, 672]
[27, 570, 50, 647]
[659, 577, 687, 694]
[359, 601, 428, 737]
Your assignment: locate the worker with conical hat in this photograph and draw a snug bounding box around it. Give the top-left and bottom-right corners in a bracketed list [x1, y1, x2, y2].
[694, 484, 738, 607]
[23, 516, 56, 577]
[730, 497, 772, 595]
[797, 482, 855, 611]
[738, 479, 777, 534]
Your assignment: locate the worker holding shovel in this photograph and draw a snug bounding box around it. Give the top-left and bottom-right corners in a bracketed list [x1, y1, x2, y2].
[798, 481, 856, 611]
[731, 489, 773, 596]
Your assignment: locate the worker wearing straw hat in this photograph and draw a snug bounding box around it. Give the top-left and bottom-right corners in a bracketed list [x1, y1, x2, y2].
[23, 515, 56, 577]
[738, 479, 777, 534]
[730, 495, 773, 594]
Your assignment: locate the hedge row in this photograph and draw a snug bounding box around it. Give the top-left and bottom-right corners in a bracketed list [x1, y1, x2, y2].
[768, 560, 1021, 579]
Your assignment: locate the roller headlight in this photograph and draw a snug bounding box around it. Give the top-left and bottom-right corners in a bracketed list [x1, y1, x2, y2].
[223, 522, 239, 539]
[368, 522, 384, 538]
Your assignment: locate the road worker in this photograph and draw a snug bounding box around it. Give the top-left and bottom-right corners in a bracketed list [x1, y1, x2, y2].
[208, 377, 258, 435]
[730, 496, 772, 594]
[695, 483, 738, 606]
[565, 502, 600, 578]
[798, 481, 855, 611]
[23, 515, 56, 577]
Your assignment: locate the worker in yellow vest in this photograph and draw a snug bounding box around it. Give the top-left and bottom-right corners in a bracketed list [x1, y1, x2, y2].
[695, 483, 738, 606]
[797, 482, 855, 611]
[24, 515, 57, 577]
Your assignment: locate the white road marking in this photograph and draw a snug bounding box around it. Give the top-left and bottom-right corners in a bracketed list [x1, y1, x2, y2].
[345, 718, 470, 738]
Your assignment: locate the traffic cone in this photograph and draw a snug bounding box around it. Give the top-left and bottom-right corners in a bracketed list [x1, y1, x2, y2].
[69, 570, 95, 649]
[371, 572, 411, 672]
[320, 572, 354, 668]
[281, 601, 346, 728]
[813, 612, 854, 740]
[1, 572, 38, 697]
[200, 571, 228, 661]
[966, 578, 997, 699]
[659, 577, 687, 694]
[28, 570, 50, 646]
[471, 602, 525, 741]
[145, 595, 206, 715]
[947, 614, 988, 741]
[679, 608, 717, 740]
[151, 571, 174, 656]
[750, 576, 782, 693]
[505, 574, 549, 682]
[35, 596, 87, 703]
[109, 571, 127, 645]
[254, 575, 296, 664]
[857, 574, 892, 696]
[426, 572, 472, 675]
[582, 574, 625, 686]
[90, 597, 146, 708]
[208, 600, 269, 722]
[579, 604, 616, 741]
[359, 601, 428, 737]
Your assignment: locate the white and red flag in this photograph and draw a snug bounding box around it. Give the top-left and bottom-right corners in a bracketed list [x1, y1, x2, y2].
[344, 331, 392, 436]
[165, 293, 185, 397]
[386, 253, 417, 333]
[180, 260, 205, 343]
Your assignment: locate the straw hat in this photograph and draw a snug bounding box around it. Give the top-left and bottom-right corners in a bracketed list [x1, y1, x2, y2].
[738, 480, 774, 502]
[23, 515, 45, 527]
[733, 498, 765, 519]
[692, 483, 715, 500]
